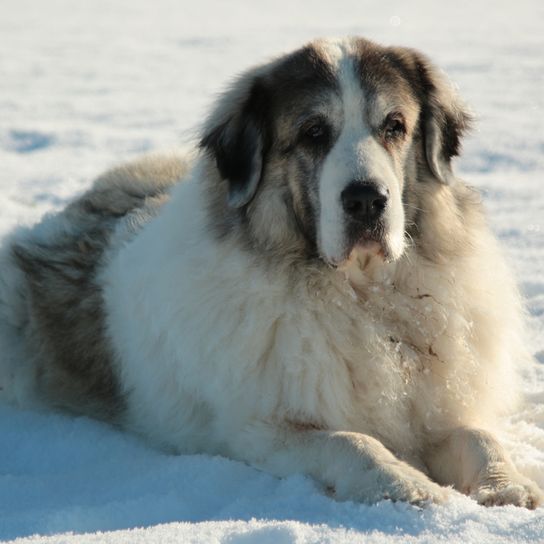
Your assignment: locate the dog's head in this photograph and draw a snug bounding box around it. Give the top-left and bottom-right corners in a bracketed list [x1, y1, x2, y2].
[200, 38, 471, 268]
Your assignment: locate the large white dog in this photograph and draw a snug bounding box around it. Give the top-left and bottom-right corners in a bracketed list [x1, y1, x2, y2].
[1, 37, 541, 508]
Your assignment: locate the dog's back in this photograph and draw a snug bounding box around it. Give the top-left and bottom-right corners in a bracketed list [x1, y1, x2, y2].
[0, 152, 192, 418]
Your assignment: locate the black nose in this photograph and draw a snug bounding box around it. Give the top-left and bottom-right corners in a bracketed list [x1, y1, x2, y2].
[341, 182, 389, 222]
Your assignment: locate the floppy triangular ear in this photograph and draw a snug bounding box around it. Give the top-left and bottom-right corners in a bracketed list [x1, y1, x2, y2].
[412, 54, 473, 184]
[424, 115, 457, 184]
[200, 79, 268, 208]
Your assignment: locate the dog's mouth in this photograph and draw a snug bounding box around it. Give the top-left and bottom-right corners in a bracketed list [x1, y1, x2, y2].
[337, 248, 385, 294]
[322, 230, 394, 289]
[337, 238, 386, 269]
[327, 229, 389, 269]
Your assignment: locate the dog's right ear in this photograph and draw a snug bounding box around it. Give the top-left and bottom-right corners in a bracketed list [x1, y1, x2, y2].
[200, 79, 269, 208]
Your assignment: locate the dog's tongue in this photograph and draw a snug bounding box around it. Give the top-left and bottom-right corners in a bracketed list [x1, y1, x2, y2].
[337, 242, 385, 289]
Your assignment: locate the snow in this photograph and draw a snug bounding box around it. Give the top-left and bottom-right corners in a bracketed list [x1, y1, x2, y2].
[1, 0, 544, 542]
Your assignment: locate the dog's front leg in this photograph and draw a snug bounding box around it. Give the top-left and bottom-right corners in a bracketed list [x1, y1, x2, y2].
[425, 427, 543, 508]
[229, 423, 448, 505]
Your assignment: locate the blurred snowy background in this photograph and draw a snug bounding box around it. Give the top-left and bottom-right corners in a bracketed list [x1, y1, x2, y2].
[1, 0, 544, 542]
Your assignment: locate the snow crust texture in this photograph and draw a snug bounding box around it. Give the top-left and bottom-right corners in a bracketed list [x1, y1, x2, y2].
[1, 0, 544, 542]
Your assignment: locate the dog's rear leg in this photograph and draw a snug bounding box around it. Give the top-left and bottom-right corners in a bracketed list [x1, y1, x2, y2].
[229, 422, 448, 505]
[425, 426, 543, 508]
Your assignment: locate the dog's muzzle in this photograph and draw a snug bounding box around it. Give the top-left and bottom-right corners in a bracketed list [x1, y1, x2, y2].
[341, 181, 389, 225]
[340, 181, 389, 254]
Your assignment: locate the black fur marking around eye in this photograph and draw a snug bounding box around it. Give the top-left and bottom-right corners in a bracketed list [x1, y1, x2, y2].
[200, 46, 340, 209]
[299, 118, 332, 149]
[353, 38, 471, 184]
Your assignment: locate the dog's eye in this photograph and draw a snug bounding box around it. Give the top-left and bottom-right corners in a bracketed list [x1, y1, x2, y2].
[300, 120, 330, 146]
[383, 114, 406, 141]
[306, 124, 326, 139]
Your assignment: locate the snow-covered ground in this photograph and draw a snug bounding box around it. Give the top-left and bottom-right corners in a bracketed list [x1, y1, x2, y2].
[1, 0, 544, 542]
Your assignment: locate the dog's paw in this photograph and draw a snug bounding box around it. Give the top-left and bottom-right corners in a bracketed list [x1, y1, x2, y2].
[334, 461, 450, 506]
[319, 432, 450, 507]
[379, 464, 450, 506]
[471, 467, 543, 509]
[473, 479, 543, 509]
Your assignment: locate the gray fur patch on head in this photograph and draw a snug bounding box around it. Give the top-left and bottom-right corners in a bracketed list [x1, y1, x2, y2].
[200, 37, 472, 269]
[353, 38, 472, 184]
[199, 43, 340, 261]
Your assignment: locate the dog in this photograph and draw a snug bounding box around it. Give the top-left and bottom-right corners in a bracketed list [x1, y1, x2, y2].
[0, 37, 542, 508]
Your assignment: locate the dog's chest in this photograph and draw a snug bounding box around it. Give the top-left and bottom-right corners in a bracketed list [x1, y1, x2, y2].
[275, 261, 471, 447]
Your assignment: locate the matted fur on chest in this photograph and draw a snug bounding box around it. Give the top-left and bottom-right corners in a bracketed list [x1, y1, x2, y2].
[190, 259, 478, 457]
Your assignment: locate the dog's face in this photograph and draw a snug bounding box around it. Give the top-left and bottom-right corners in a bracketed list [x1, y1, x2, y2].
[201, 38, 470, 267]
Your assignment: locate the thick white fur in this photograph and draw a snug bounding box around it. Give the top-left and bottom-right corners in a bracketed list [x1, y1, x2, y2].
[2, 39, 542, 508]
[94, 148, 540, 506]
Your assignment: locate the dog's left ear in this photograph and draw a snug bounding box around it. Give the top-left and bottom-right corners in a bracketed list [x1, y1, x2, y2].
[200, 78, 269, 208]
[403, 50, 473, 184]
